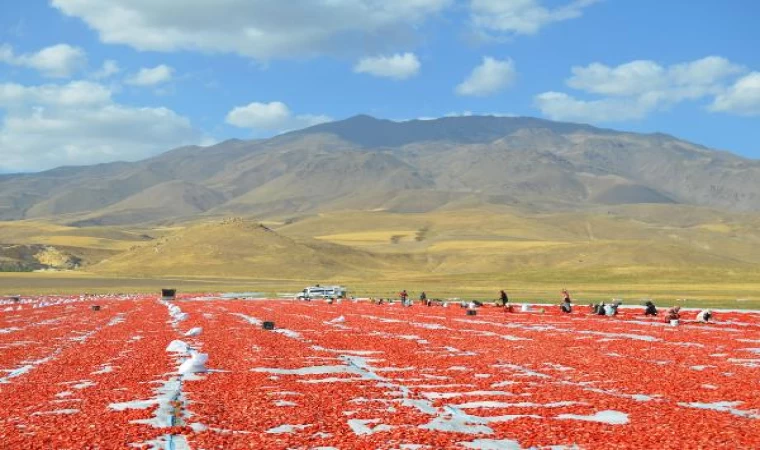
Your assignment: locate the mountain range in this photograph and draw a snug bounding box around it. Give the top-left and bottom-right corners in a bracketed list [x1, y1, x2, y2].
[1, 115, 759, 226]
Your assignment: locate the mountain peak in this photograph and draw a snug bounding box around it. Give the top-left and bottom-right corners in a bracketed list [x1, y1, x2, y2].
[345, 114, 381, 122]
[288, 114, 608, 149]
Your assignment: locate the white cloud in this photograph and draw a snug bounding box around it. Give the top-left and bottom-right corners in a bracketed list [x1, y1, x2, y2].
[566, 60, 665, 97]
[567, 56, 743, 100]
[444, 111, 516, 118]
[92, 59, 120, 79]
[669, 57, 745, 90]
[0, 80, 203, 172]
[534, 92, 653, 122]
[411, 112, 515, 121]
[0, 43, 86, 78]
[226, 102, 290, 130]
[226, 101, 331, 133]
[446, 111, 474, 117]
[710, 72, 760, 116]
[126, 64, 174, 86]
[51, 0, 451, 60]
[456, 57, 516, 96]
[354, 53, 420, 80]
[535, 56, 748, 122]
[0, 81, 112, 108]
[470, 0, 601, 36]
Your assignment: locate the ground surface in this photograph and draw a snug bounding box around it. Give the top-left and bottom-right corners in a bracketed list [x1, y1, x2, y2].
[2, 272, 760, 310]
[1, 297, 760, 449]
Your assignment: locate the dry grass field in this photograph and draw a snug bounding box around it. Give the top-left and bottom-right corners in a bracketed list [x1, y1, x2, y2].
[1, 204, 759, 310]
[2, 270, 758, 310]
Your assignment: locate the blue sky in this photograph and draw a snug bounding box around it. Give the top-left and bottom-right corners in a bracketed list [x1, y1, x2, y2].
[0, 0, 758, 172]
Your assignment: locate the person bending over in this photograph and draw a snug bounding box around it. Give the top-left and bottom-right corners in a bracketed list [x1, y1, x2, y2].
[608, 300, 622, 316]
[665, 305, 681, 322]
[696, 309, 712, 323]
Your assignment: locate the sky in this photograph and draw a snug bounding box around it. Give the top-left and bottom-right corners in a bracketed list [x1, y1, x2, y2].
[0, 0, 758, 172]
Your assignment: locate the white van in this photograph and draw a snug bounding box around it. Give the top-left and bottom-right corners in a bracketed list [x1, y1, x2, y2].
[296, 286, 346, 300]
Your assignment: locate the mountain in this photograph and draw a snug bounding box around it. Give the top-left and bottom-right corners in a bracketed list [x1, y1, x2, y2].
[284, 114, 611, 148]
[1, 115, 759, 224]
[72, 180, 226, 226]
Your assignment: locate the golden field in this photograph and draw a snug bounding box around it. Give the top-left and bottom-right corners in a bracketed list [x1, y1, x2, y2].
[1, 204, 759, 309]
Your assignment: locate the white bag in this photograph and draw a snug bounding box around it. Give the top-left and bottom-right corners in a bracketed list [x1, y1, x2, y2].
[179, 352, 208, 375]
[166, 340, 189, 353]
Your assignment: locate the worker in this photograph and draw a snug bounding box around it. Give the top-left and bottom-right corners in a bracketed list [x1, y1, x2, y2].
[696, 309, 713, 323]
[644, 300, 658, 316]
[400, 290, 409, 306]
[499, 290, 509, 306]
[606, 300, 622, 316]
[560, 297, 572, 313]
[420, 291, 430, 306]
[665, 305, 681, 322]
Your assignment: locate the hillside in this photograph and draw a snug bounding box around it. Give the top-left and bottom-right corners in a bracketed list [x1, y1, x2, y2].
[73, 180, 226, 226]
[277, 205, 760, 275]
[0, 204, 758, 303]
[0, 244, 80, 271]
[0, 115, 759, 225]
[0, 220, 155, 271]
[91, 218, 407, 280]
[0, 203, 750, 301]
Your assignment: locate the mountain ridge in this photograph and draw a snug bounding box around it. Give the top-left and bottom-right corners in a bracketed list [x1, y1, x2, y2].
[1, 114, 759, 224]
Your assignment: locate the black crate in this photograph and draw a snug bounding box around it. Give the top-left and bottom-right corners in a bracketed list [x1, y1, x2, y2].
[161, 289, 176, 298]
[262, 321, 275, 330]
[466, 309, 477, 316]
[91, 305, 101, 311]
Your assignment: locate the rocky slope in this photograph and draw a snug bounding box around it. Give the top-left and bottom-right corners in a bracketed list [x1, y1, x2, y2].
[0, 115, 758, 224]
